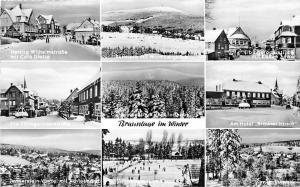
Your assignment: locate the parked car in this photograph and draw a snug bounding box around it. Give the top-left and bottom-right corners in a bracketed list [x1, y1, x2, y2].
[239, 100, 250, 109]
[15, 108, 28, 118]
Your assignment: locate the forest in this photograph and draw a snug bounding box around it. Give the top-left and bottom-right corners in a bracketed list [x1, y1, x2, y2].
[102, 80, 204, 118]
[103, 130, 204, 160]
[206, 129, 300, 187]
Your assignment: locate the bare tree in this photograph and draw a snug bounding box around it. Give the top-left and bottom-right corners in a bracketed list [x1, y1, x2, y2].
[161, 130, 168, 146]
[169, 133, 176, 146]
[177, 133, 183, 147]
[146, 130, 153, 147]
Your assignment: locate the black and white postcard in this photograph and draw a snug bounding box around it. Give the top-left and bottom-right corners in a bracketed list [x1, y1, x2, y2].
[206, 61, 300, 128]
[0, 129, 101, 186]
[206, 0, 300, 61]
[0, 0, 100, 61]
[103, 129, 205, 187]
[206, 129, 300, 187]
[0, 62, 101, 128]
[101, 0, 204, 61]
[102, 62, 205, 119]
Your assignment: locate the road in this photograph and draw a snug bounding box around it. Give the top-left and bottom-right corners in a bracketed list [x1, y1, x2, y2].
[0, 112, 100, 129]
[0, 37, 100, 61]
[207, 106, 300, 128]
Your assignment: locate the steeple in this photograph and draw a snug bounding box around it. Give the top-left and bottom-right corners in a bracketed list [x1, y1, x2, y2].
[24, 76, 27, 89]
[274, 78, 278, 90]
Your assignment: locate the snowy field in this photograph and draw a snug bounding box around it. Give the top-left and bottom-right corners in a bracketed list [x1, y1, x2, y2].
[0, 155, 30, 166]
[253, 146, 300, 153]
[104, 159, 201, 187]
[101, 32, 204, 59]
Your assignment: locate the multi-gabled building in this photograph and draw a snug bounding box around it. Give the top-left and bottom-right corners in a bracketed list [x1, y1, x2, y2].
[0, 78, 39, 116]
[224, 27, 252, 55]
[274, 15, 300, 60]
[36, 14, 61, 35]
[0, 4, 38, 38]
[74, 17, 100, 44]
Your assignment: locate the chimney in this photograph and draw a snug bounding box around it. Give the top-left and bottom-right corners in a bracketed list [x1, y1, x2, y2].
[70, 89, 73, 94]
[10, 83, 13, 86]
[257, 81, 262, 84]
[19, 4, 22, 9]
[213, 28, 216, 30]
[21, 84, 24, 88]
[233, 78, 237, 82]
[216, 85, 218, 91]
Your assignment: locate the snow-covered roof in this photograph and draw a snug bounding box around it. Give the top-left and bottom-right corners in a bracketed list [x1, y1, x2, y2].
[75, 28, 94, 32]
[280, 31, 297, 37]
[222, 79, 271, 93]
[66, 23, 81, 31]
[224, 27, 237, 37]
[38, 14, 53, 24]
[205, 29, 224, 42]
[281, 15, 300, 26]
[230, 33, 249, 39]
[225, 27, 250, 40]
[4, 4, 32, 23]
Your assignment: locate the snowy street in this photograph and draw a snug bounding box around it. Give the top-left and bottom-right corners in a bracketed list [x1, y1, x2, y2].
[0, 112, 100, 129]
[0, 37, 100, 61]
[207, 106, 300, 128]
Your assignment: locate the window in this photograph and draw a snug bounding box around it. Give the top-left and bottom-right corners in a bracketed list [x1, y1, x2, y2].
[218, 43, 221, 50]
[257, 93, 261, 98]
[237, 92, 241, 97]
[266, 93, 269, 98]
[253, 93, 256, 98]
[226, 91, 230, 97]
[262, 93, 265, 98]
[94, 85, 97, 96]
[90, 88, 92, 98]
[247, 92, 251, 98]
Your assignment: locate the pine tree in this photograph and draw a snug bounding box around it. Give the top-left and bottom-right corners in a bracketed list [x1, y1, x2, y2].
[128, 82, 148, 118]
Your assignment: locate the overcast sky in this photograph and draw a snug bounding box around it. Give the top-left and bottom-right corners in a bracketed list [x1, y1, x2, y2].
[103, 62, 204, 81]
[239, 129, 300, 144]
[206, 62, 300, 97]
[206, 0, 300, 41]
[102, 0, 204, 16]
[2, 0, 100, 25]
[104, 129, 205, 141]
[0, 62, 100, 100]
[0, 129, 100, 151]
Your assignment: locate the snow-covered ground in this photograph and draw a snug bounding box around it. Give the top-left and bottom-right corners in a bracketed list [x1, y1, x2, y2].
[104, 159, 201, 187]
[0, 155, 30, 166]
[0, 37, 100, 61]
[253, 146, 300, 153]
[102, 32, 204, 59]
[0, 113, 100, 129]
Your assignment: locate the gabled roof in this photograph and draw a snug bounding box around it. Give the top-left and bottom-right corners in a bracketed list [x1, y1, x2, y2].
[65, 88, 79, 101]
[224, 27, 250, 40]
[37, 14, 53, 24]
[75, 18, 100, 32]
[4, 4, 32, 23]
[222, 79, 271, 93]
[205, 29, 224, 42]
[66, 23, 81, 30]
